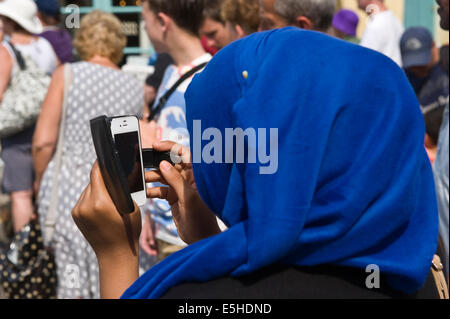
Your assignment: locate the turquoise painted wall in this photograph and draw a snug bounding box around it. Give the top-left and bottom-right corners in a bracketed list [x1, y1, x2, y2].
[404, 0, 436, 35]
[62, 0, 153, 56]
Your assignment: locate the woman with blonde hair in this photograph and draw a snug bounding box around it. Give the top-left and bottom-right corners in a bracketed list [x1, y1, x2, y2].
[32, 10, 144, 299]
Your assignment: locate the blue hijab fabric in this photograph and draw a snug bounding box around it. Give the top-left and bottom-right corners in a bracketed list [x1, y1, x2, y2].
[122, 28, 438, 298]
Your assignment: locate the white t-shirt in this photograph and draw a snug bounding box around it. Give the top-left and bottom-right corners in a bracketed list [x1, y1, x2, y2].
[360, 11, 404, 67]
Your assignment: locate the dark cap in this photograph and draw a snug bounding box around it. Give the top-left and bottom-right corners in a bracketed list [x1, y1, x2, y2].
[400, 27, 434, 69]
[35, 0, 60, 18]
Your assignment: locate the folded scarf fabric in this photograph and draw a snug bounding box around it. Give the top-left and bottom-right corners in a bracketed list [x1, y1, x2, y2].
[122, 28, 438, 298]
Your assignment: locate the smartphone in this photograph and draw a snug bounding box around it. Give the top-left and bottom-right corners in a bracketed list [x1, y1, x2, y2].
[110, 116, 146, 207]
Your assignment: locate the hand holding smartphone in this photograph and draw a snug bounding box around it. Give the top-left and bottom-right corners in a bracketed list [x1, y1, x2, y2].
[110, 116, 147, 207]
[91, 115, 180, 214]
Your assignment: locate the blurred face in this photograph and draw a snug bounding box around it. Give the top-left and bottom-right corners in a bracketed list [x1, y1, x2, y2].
[258, 0, 289, 31]
[200, 18, 233, 50]
[437, 0, 449, 30]
[356, 0, 371, 11]
[407, 45, 439, 78]
[332, 27, 346, 40]
[142, 1, 168, 53]
[0, 16, 14, 35]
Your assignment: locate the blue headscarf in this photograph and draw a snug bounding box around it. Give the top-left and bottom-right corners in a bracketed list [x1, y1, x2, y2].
[122, 28, 438, 298]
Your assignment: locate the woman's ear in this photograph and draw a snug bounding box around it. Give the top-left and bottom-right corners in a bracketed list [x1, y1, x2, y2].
[295, 16, 314, 30]
[234, 24, 246, 39]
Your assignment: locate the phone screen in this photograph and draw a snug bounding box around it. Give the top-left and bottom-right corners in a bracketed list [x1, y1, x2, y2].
[114, 131, 144, 193]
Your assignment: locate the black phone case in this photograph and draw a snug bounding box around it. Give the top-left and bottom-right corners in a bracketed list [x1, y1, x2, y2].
[90, 115, 135, 215]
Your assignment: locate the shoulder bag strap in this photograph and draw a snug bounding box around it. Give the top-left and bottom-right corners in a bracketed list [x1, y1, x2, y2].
[6, 41, 26, 71]
[44, 64, 71, 246]
[148, 62, 208, 122]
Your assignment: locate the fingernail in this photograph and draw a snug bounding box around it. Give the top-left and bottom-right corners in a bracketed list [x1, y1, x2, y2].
[160, 161, 172, 172]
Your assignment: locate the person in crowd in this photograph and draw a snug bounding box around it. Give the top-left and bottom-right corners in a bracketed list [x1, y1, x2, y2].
[400, 27, 449, 165]
[423, 109, 444, 165]
[200, 0, 234, 51]
[73, 27, 441, 299]
[35, 0, 74, 64]
[201, 36, 219, 55]
[32, 11, 146, 299]
[356, 0, 404, 66]
[221, 0, 260, 41]
[258, 0, 336, 32]
[332, 9, 360, 44]
[434, 0, 449, 281]
[0, 0, 58, 234]
[139, 0, 212, 261]
[144, 53, 174, 108]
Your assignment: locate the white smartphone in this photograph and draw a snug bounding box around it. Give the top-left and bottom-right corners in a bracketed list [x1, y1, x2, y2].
[110, 116, 147, 207]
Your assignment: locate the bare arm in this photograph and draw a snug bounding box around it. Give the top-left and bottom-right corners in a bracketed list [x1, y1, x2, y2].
[0, 45, 13, 103]
[32, 65, 65, 193]
[72, 163, 140, 299]
[98, 250, 139, 299]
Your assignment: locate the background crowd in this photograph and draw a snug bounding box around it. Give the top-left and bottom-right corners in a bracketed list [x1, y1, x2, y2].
[0, 0, 448, 299]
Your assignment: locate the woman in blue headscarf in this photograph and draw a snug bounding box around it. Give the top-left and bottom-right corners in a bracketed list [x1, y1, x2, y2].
[72, 28, 441, 299]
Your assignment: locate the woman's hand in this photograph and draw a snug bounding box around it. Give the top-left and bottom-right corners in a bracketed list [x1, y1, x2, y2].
[146, 141, 221, 244]
[72, 162, 142, 260]
[72, 162, 140, 299]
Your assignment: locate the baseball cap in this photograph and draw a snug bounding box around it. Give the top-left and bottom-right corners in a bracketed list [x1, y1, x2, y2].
[400, 27, 433, 69]
[35, 0, 60, 18]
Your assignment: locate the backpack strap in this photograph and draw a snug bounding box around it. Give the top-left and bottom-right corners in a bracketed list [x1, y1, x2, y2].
[148, 62, 208, 122]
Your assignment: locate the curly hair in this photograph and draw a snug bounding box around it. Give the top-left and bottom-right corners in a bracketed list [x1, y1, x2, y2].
[221, 0, 260, 35]
[73, 11, 126, 64]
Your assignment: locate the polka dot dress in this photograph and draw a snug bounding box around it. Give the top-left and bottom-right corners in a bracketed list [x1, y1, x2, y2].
[37, 62, 144, 299]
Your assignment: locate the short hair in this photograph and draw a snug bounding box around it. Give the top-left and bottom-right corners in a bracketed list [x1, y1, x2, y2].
[146, 0, 205, 36]
[424, 107, 445, 146]
[203, 0, 226, 24]
[39, 11, 61, 25]
[221, 0, 260, 35]
[73, 11, 126, 64]
[274, 0, 336, 32]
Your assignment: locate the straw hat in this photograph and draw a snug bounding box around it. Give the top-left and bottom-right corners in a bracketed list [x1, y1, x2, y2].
[0, 0, 43, 34]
